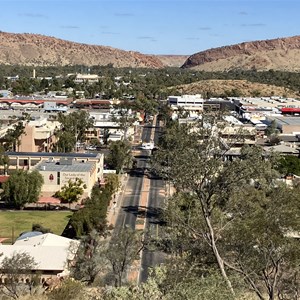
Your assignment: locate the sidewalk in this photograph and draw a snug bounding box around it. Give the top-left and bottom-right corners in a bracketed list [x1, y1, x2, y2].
[106, 174, 129, 227]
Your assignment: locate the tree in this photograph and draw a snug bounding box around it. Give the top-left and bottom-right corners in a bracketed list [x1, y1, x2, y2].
[3, 121, 26, 151]
[277, 155, 300, 176]
[0, 251, 39, 299]
[0, 145, 9, 175]
[107, 140, 133, 174]
[66, 183, 113, 238]
[54, 178, 87, 207]
[111, 101, 138, 141]
[31, 223, 51, 233]
[133, 98, 159, 121]
[265, 120, 279, 139]
[3, 170, 44, 209]
[103, 265, 237, 300]
[221, 182, 300, 300]
[105, 227, 144, 287]
[104, 173, 121, 195]
[47, 278, 85, 300]
[70, 230, 109, 285]
[54, 111, 94, 153]
[151, 112, 285, 296]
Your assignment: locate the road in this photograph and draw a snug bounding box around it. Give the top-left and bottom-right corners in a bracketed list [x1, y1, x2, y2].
[139, 173, 165, 283]
[114, 124, 153, 231]
[113, 119, 166, 283]
[139, 119, 166, 283]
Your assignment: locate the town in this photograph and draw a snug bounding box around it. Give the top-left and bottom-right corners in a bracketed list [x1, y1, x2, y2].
[0, 65, 299, 299]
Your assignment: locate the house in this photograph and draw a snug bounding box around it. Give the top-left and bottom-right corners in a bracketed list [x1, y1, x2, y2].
[0, 233, 80, 281]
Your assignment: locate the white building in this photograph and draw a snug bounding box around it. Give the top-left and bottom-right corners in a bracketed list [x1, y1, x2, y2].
[0, 233, 80, 280]
[74, 74, 99, 84]
[168, 94, 204, 118]
[34, 156, 103, 198]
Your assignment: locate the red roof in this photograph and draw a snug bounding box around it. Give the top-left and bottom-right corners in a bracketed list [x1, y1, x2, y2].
[38, 196, 61, 204]
[0, 98, 72, 105]
[0, 176, 9, 183]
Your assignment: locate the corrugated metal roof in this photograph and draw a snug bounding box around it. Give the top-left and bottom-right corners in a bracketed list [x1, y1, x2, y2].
[37, 160, 94, 172]
[7, 151, 100, 158]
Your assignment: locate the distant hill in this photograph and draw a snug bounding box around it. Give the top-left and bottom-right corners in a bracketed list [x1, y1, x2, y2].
[0, 32, 165, 68]
[155, 55, 189, 67]
[173, 79, 299, 98]
[181, 36, 300, 72]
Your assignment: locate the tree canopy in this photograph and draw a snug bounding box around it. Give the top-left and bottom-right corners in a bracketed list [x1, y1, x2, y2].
[2, 170, 44, 209]
[106, 140, 132, 174]
[152, 112, 300, 299]
[54, 178, 87, 206]
[54, 111, 94, 153]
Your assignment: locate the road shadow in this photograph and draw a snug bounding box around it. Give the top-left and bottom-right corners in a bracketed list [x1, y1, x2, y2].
[122, 205, 166, 226]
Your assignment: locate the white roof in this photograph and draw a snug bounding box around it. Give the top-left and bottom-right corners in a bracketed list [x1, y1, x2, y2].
[14, 233, 74, 247]
[0, 233, 79, 272]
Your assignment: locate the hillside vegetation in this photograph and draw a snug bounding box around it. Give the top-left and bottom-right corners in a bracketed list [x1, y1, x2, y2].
[174, 79, 299, 98]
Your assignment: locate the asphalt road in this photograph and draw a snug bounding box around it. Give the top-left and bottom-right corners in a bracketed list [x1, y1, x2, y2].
[114, 125, 153, 230]
[139, 118, 166, 283]
[139, 174, 166, 283]
[113, 120, 167, 283]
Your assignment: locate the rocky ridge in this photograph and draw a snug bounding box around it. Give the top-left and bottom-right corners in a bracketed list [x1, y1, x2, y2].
[0, 32, 164, 68]
[182, 36, 300, 72]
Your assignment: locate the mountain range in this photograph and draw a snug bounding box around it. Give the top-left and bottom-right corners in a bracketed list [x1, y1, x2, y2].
[1, 31, 300, 72]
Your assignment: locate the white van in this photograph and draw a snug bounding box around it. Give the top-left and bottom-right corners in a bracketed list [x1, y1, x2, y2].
[140, 142, 155, 150]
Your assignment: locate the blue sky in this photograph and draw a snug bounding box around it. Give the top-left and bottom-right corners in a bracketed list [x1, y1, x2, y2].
[0, 0, 299, 55]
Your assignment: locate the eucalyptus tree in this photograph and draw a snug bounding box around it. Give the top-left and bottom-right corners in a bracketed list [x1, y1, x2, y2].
[54, 110, 94, 152]
[3, 121, 26, 151]
[111, 101, 138, 141]
[107, 140, 132, 174]
[152, 111, 300, 298]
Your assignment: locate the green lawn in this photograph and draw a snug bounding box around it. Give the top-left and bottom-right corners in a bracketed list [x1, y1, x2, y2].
[0, 210, 72, 244]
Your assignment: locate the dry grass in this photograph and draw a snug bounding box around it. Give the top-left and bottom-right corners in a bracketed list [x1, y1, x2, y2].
[175, 79, 299, 98]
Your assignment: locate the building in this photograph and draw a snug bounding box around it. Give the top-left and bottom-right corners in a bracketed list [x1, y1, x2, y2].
[34, 157, 99, 198]
[0, 233, 80, 280]
[221, 116, 257, 147]
[266, 116, 300, 135]
[0, 90, 12, 98]
[87, 111, 136, 143]
[18, 117, 60, 152]
[74, 74, 99, 84]
[0, 98, 72, 111]
[232, 96, 300, 119]
[73, 99, 112, 110]
[168, 94, 204, 117]
[5, 151, 103, 176]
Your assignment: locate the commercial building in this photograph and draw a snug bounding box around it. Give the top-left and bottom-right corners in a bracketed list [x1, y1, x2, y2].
[266, 116, 300, 135]
[74, 73, 99, 84]
[168, 94, 204, 117]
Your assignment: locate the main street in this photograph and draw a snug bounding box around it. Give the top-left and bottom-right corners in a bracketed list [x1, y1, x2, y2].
[114, 122, 154, 231]
[113, 117, 167, 283]
[139, 118, 166, 283]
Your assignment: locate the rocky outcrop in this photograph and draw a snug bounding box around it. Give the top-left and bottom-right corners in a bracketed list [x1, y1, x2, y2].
[0, 32, 164, 68]
[181, 36, 300, 71]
